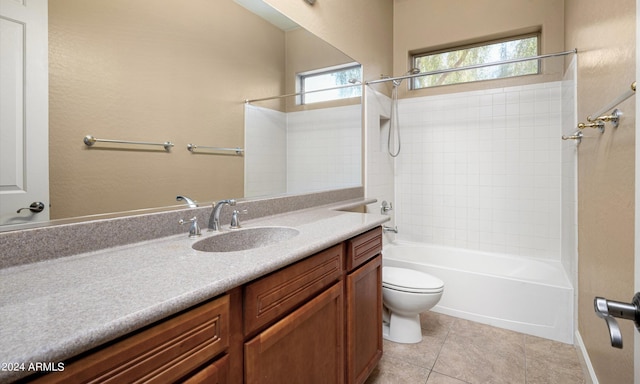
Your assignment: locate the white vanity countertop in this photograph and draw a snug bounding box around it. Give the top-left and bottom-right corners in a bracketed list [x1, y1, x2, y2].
[0, 201, 389, 382]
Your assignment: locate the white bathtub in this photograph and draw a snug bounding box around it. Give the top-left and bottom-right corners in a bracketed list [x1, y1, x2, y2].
[383, 242, 574, 344]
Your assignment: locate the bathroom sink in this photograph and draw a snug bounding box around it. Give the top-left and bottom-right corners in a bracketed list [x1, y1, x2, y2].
[192, 226, 300, 252]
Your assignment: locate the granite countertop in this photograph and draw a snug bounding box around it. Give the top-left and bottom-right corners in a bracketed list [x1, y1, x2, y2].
[0, 200, 388, 382]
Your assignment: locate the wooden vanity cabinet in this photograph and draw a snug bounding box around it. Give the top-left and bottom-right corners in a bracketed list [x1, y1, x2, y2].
[26, 227, 382, 384]
[244, 282, 345, 384]
[31, 295, 230, 384]
[346, 227, 383, 384]
[242, 227, 383, 384]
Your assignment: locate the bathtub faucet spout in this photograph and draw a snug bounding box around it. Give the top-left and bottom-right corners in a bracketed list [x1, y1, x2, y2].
[383, 225, 398, 233]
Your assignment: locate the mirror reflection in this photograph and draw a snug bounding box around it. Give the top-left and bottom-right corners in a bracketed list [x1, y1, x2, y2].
[0, 0, 362, 230]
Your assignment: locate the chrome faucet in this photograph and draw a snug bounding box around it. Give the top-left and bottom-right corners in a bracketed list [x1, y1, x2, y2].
[209, 199, 236, 231]
[176, 195, 197, 208]
[179, 217, 201, 238]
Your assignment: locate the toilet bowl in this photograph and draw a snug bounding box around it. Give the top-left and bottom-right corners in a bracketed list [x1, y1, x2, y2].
[382, 266, 444, 344]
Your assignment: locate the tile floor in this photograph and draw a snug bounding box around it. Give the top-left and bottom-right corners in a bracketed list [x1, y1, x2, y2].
[366, 312, 586, 384]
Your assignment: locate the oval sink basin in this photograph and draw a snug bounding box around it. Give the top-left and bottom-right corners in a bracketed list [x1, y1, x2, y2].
[192, 226, 300, 253]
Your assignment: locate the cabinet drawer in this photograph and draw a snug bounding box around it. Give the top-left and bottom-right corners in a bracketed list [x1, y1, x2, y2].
[346, 227, 382, 272]
[244, 244, 344, 336]
[182, 355, 229, 384]
[34, 295, 229, 384]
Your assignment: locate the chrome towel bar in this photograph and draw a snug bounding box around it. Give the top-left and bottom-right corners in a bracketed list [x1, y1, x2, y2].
[83, 135, 174, 151]
[187, 144, 244, 155]
[588, 82, 636, 123]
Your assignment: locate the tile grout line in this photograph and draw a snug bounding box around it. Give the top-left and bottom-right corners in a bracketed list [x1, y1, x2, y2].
[424, 316, 457, 382]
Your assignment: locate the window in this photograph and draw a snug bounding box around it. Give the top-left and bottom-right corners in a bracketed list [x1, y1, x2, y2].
[411, 34, 539, 89]
[299, 63, 362, 104]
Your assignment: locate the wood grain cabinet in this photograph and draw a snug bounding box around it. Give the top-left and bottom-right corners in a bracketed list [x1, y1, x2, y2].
[242, 227, 382, 384]
[27, 227, 383, 384]
[32, 295, 230, 384]
[245, 282, 345, 384]
[346, 228, 383, 384]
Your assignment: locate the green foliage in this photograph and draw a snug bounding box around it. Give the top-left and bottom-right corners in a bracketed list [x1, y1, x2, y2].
[413, 36, 538, 89]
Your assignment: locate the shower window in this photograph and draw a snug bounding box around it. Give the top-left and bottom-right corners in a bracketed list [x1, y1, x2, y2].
[411, 34, 539, 89]
[299, 63, 362, 104]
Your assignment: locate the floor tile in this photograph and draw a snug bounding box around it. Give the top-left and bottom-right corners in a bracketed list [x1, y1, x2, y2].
[372, 312, 586, 384]
[426, 371, 471, 383]
[431, 318, 526, 384]
[382, 311, 453, 370]
[365, 354, 430, 384]
[525, 335, 586, 384]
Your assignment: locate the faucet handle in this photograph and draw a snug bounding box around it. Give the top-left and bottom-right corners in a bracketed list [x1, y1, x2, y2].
[230, 209, 248, 229]
[179, 216, 201, 238]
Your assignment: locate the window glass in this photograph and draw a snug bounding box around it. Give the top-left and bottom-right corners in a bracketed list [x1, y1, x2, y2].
[300, 64, 362, 104]
[412, 35, 539, 89]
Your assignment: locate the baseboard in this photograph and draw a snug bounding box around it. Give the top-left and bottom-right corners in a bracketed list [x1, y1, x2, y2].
[575, 330, 598, 384]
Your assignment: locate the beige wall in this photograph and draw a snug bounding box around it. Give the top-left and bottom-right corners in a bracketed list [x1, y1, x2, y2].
[264, 0, 394, 88]
[49, 0, 285, 218]
[565, 1, 636, 383]
[284, 28, 357, 112]
[393, 0, 565, 98]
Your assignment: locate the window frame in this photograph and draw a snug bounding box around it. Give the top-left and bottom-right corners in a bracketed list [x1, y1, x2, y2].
[298, 62, 362, 105]
[410, 33, 541, 90]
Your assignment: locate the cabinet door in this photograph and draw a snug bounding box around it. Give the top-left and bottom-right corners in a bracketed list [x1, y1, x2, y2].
[245, 282, 344, 384]
[346, 254, 382, 384]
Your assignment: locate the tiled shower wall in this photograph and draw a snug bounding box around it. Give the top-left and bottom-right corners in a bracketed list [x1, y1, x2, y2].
[395, 82, 564, 261]
[245, 104, 361, 197]
[286, 106, 361, 193]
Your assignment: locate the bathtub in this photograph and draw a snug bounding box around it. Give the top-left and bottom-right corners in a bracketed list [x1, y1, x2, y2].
[383, 241, 574, 344]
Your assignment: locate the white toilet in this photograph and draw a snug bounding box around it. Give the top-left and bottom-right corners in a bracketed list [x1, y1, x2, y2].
[382, 266, 445, 343]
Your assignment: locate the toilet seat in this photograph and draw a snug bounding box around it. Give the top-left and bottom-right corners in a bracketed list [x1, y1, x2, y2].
[383, 267, 444, 294]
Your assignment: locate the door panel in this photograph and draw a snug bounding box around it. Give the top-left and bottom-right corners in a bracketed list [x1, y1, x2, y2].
[244, 282, 344, 384]
[0, 0, 49, 225]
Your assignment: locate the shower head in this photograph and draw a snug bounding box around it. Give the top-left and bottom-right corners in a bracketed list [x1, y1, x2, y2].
[392, 68, 421, 86]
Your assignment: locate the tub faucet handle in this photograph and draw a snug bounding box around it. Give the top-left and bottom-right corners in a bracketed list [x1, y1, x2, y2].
[381, 201, 393, 215]
[594, 293, 640, 349]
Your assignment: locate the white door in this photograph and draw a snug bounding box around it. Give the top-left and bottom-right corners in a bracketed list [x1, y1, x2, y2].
[0, 0, 49, 226]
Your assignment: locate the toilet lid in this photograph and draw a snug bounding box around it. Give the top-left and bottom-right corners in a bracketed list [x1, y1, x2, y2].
[383, 266, 444, 293]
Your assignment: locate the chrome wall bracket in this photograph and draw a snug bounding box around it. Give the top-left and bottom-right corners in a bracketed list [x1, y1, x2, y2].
[562, 131, 583, 144]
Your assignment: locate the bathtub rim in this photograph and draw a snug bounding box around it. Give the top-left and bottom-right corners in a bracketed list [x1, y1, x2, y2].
[383, 240, 573, 289]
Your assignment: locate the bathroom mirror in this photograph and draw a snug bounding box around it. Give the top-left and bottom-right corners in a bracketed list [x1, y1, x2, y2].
[0, 0, 361, 231]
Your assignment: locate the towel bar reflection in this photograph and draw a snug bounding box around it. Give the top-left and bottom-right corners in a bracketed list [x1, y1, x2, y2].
[83, 135, 174, 151]
[187, 144, 244, 156]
